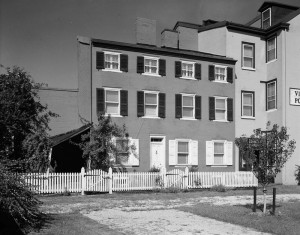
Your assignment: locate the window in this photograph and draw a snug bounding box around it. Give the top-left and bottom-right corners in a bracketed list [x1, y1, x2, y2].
[115, 138, 129, 165]
[215, 65, 227, 82]
[266, 37, 276, 62]
[105, 88, 120, 115]
[182, 62, 195, 78]
[262, 8, 271, 29]
[215, 97, 227, 121]
[144, 57, 158, 75]
[144, 92, 158, 117]
[104, 52, 120, 71]
[242, 91, 255, 117]
[214, 141, 225, 165]
[266, 80, 277, 110]
[209, 97, 233, 121]
[169, 139, 198, 166]
[206, 141, 233, 166]
[182, 95, 195, 119]
[177, 141, 189, 164]
[242, 42, 255, 69]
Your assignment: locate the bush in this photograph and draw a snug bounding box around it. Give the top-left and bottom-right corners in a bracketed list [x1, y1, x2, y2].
[295, 165, 300, 185]
[0, 163, 44, 234]
[149, 166, 161, 172]
[194, 177, 202, 187]
[210, 184, 226, 192]
[189, 166, 198, 172]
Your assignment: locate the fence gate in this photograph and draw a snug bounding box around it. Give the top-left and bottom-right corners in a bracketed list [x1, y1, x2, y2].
[84, 169, 109, 192]
[165, 169, 186, 189]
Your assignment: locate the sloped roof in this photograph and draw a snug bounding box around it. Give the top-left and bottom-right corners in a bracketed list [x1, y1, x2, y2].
[50, 124, 91, 147]
[258, 1, 299, 12]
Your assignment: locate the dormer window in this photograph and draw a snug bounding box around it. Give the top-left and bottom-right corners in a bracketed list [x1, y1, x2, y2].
[262, 8, 271, 29]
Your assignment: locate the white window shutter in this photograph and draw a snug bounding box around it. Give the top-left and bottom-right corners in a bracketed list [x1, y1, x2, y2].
[169, 140, 177, 165]
[225, 141, 233, 165]
[189, 140, 198, 165]
[206, 141, 214, 165]
[128, 139, 139, 166]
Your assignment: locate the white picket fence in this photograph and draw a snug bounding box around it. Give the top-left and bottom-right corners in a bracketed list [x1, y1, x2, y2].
[23, 167, 258, 194]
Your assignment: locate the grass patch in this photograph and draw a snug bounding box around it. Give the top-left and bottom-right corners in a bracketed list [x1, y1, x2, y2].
[179, 201, 300, 235]
[29, 213, 124, 235]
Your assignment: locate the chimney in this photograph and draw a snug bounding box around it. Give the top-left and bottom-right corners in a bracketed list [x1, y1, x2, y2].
[161, 29, 178, 49]
[136, 17, 157, 46]
[202, 19, 218, 26]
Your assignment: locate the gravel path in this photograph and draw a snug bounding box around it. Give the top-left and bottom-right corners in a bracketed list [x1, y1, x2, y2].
[85, 209, 271, 235]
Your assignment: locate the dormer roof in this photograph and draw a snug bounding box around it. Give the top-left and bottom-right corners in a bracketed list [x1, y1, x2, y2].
[258, 1, 299, 12]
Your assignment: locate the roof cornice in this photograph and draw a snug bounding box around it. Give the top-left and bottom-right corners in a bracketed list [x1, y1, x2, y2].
[198, 21, 290, 38]
[90, 38, 236, 64]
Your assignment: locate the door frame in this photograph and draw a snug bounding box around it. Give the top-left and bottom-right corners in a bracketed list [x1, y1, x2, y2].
[150, 135, 166, 168]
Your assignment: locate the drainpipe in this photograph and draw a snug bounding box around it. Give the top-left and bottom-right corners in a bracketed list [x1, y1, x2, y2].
[90, 40, 93, 123]
[282, 29, 287, 183]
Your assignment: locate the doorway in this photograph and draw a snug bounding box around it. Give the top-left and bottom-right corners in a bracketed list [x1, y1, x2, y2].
[150, 136, 166, 169]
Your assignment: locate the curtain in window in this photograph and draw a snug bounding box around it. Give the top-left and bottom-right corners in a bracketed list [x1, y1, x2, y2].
[243, 93, 253, 116]
[215, 98, 226, 120]
[106, 90, 119, 114]
[182, 96, 194, 118]
[243, 45, 253, 68]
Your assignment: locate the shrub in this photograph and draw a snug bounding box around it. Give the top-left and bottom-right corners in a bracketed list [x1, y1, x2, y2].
[166, 185, 181, 193]
[155, 176, 164, 188]
[149, 166, 161, 172]
[189, 166, 198, 172]
[194, 177, 202, 187]
[0, 163, 44, 234]
[210, 184, 226, 192]
[295, 165, 300, 185]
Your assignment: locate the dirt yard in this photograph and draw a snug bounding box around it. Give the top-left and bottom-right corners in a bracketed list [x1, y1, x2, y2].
[37, 190, 300, 235]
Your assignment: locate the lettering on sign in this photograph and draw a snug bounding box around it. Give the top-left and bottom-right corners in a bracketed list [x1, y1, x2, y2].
[290, 88, 300, 106]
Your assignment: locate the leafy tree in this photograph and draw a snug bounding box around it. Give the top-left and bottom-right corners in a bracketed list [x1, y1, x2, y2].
[0, 66, 55, 233]
[78, 114, 136, 171]
[0, 65, 56, 171]
[235, 122, 296, 213]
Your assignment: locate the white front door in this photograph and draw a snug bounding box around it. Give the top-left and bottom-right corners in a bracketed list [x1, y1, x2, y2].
[150, 137, 165, 168]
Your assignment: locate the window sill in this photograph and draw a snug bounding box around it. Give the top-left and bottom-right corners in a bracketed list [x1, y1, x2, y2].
[180, 117, 197, 121]
[102, 69, 122, 73]
[210, 165, 228, 167]
[180, 76, 197, 81]
[175, 165, 192, 167]
[266, 109, 277, 113]
[241, 116, 255, 120]
[142, 73, 161, 77]
[113, 165, 137, 168]
[242, 67, 256, 71]
[141, 116, 161, 119]
[105, 114, 123, 118]
[266, 59, 277, 64]
[213, 80, 228, 84]
[213, 120, 229, 123]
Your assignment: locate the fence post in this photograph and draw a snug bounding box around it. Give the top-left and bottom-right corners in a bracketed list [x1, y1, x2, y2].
[81, 167, 85, 196]
[184, 167, 189, 189]
[108, 167, 112, 194]
[160, 167, 166, 188]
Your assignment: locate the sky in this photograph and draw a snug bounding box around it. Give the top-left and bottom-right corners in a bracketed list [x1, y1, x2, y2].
[1, 0, 300, 89]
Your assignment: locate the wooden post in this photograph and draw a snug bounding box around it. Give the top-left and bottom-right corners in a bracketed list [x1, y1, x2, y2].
[160, 167, 166, 188]
[253, 187, 257, 212]
[81, 167, 85, 196]
[272, 188, 276, 214]
[184, 167, 189, 189]
[108, 167, 112, 194]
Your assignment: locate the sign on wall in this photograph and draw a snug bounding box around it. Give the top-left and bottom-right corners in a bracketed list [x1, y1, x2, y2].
[290, 88, 300, 106]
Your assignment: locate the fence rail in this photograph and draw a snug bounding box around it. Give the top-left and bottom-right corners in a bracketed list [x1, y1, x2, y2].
[23, 168, 258, 194]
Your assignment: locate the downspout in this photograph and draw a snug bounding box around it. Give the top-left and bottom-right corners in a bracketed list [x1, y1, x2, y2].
[90, 40, 93, 123]
[282, 29, 287, 183]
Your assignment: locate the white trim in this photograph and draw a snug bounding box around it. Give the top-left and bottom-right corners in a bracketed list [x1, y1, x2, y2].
[104, 87, 120, 116]
[150, 135, 166, 168]
[214, 96, 227, 121]
[266, 80, 277, 110]
[143, 56, 159, 76]
[181, 94, 195, 119]
[262, 8, 271, 29]
[242, 43, 254, 69]
[266, 109, 277, 113]
[266, 36, 277, 63]
[241, 116, 255, 120]
[102, 69, 123, 73]
[144, 91, 159, 118]
[181, 61, 195, 79]
[214, 65, 227, 82]
[242, 67, 256, 71]
[103, 51, 121, 72]
[242, 91, 254, 118]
